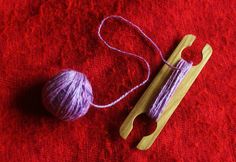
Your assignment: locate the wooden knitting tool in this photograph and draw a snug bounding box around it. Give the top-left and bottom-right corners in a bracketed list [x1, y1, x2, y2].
[119, 34, 213, 150]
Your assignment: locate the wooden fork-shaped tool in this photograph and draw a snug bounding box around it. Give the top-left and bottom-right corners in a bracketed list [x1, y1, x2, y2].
[119, 34, 213, 150]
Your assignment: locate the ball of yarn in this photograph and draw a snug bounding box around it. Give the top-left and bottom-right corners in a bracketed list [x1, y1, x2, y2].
[42, 70, 93, 121]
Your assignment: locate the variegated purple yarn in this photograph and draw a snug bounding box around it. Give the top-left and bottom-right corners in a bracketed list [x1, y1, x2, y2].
[42, 15, 184, 121]
[42, 70, 93, 120]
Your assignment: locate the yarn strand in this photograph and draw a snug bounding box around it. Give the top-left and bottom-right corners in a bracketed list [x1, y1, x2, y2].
[42, 15, 188, 121]
[91, 15, 177, 108]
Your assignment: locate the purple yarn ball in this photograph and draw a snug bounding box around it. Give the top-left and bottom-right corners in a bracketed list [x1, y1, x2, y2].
[42, 70, 93, 121]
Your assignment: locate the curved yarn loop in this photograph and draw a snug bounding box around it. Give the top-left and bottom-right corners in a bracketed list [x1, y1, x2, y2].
[91, 15, 177, 108]
[42, 15, 189, 121]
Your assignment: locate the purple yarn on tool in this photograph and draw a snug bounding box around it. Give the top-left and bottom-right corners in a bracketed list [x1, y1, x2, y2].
[42, 70, 93, 120]
[147, 59, 192, 120]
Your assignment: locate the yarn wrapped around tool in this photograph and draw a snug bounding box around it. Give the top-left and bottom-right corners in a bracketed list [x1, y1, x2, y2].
[42, 15, 180, 121]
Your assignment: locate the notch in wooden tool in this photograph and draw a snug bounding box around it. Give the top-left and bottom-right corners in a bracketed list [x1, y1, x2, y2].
[119, 34, 213, 150]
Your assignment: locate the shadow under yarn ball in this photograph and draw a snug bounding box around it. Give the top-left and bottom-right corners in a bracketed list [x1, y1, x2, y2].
[42, 70, 94, 121]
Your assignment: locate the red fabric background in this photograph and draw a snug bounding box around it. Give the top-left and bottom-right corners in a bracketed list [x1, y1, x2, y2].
[0, 0, 235, 161]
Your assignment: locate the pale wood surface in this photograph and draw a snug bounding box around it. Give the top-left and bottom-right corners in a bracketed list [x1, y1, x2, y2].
[119, 34, 213, 150]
